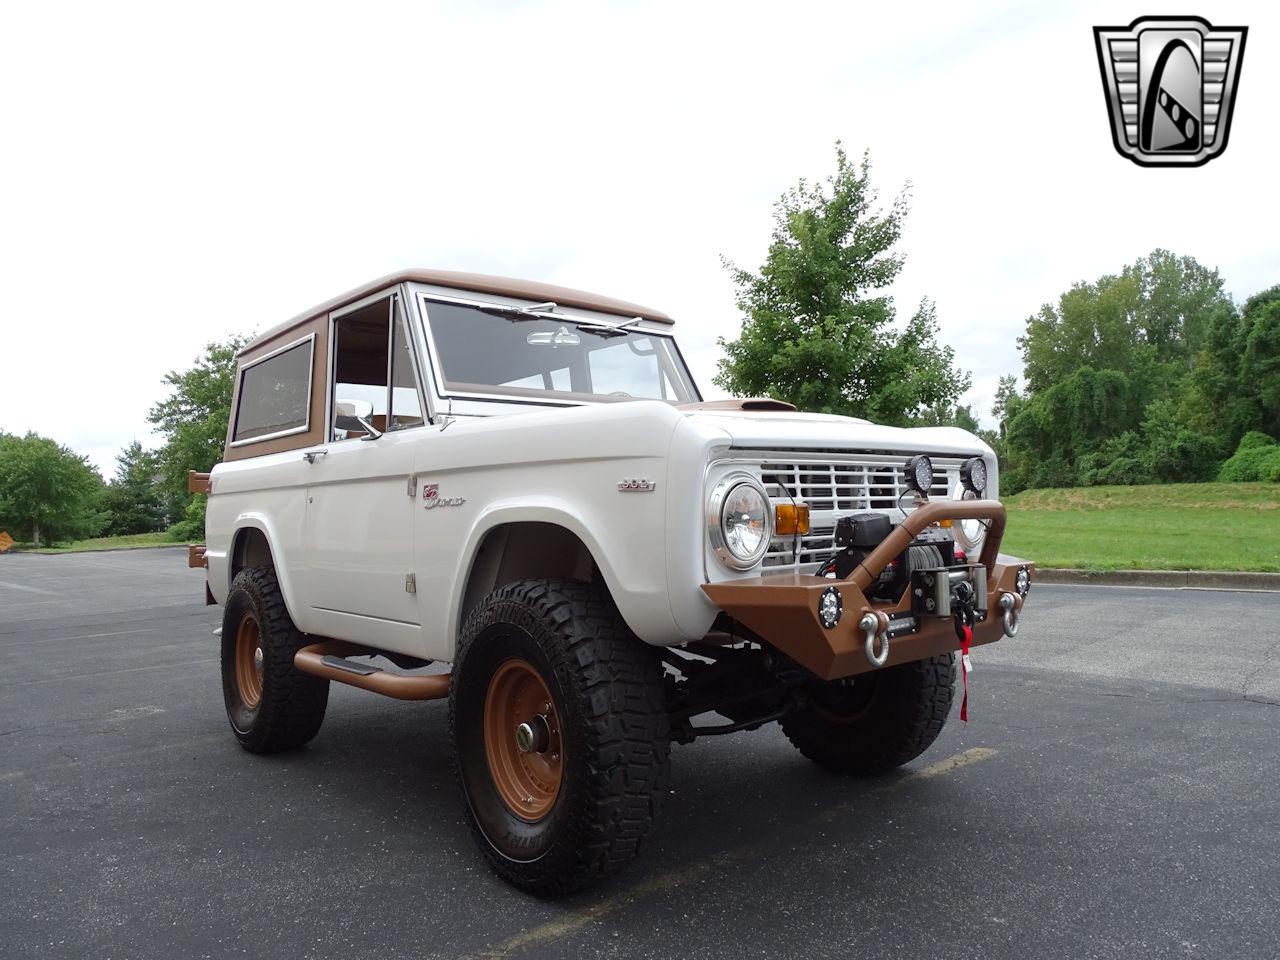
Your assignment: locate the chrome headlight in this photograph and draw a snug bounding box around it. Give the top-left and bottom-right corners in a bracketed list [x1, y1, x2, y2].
[707, 474, 772, 570]
[951, 480, 985, 554]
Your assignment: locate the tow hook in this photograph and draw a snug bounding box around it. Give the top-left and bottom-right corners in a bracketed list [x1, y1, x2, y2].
[998, 592, 1022, 638]
[858, 611, 890, 668]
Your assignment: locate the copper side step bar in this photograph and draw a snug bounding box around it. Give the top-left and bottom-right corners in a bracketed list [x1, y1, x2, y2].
[294, 641, 450, 701]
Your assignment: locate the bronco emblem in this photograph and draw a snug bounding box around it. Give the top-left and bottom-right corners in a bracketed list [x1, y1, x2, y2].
[422, 484, 466, 509]
[1093, 16, 1247, 167]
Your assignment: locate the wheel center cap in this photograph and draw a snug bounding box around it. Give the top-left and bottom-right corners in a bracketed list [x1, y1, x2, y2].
[515, 714, 551, 754]
[254, 647, 264, 677]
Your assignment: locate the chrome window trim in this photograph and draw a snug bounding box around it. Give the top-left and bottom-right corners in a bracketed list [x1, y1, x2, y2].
[228, 332, 316, 447]
[325, 286, 430, 442]
[413, 290, 694, 408]
[388, 290, 431, 430]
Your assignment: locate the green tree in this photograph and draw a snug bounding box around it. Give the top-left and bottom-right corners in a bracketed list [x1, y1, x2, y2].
[914, 402, 981, 433]
[1004, 251, 1260, 489]
[147, 336, 248, 524]
[714, 145, 970, 424]
[1239, 296, 1280, 439]
[0, 432, 107, 546]
[1018, 250, 1233, 399]
[102, 441, 166, 535]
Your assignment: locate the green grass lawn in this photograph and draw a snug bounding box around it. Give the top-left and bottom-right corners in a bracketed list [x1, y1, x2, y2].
[7, 531, 191, 554]
[1001, 482, 1280, 572]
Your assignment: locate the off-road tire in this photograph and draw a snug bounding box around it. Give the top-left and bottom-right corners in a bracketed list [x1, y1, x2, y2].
[450, 578, 670, 896]
[781, 654, 955, 775]
[221, 564, 329, 753]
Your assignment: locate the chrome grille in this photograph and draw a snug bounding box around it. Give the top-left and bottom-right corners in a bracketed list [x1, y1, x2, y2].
[757, 454, 964, 569]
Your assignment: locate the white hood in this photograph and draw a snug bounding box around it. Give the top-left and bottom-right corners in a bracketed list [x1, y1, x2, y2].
[682, 409, 992, 458]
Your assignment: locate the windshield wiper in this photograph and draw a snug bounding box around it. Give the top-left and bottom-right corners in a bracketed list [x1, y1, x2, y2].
[477, 301, 559, 321]
[572, 317, 645, 339]
[476, 301, 646, 338]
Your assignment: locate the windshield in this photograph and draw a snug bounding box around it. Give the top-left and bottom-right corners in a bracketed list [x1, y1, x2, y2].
[422, 300, 699, 403]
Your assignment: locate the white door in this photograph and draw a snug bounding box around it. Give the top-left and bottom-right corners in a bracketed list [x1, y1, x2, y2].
[302, 293, 428, 654]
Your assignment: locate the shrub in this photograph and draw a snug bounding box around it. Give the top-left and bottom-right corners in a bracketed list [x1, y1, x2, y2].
[1026, 455, 1076, 490]
[1218, 433, 1280, 482]
[1147, 429, 1224, 483]
[1089, 456, 1149, 486]
[166, 495, 206, 543]
[1259, 450, 1280, 481]
[1237, 430, 1277, 451]
[1078, 431, 1151, 486]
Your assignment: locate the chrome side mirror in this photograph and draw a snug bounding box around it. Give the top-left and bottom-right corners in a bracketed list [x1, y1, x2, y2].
[356, 417, 382, 440]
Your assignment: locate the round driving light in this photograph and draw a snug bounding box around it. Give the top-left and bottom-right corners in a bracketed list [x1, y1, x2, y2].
[904, 454, 934, 495]
[818, 586, 842, 629]
[960, 457, 988, 496]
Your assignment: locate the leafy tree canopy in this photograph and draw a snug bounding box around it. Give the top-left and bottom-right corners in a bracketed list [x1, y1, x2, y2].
[102, 440, 166, 536]
[715, 144, 970, 425]
[0, 431, 106, 546]
[148, 336, 248, 519]
[1001, 250, 1278, 491]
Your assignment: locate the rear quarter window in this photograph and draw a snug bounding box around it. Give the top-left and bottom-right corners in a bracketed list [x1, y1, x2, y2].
[232, 337, 314, 443]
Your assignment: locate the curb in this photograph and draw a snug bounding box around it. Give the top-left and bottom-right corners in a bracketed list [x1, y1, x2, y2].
[5, 544, 193, 557]
[1037, 568, 1280, 592]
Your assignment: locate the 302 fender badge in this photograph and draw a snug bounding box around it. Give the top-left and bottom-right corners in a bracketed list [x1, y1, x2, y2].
[617, 478, 656, 493]
[422, 483, 466, 509]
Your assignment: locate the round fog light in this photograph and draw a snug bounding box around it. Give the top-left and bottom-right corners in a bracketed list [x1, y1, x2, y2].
[960, 457, 988, 496]
[904, 454, 934, 495]
[818, 586, 843, 629]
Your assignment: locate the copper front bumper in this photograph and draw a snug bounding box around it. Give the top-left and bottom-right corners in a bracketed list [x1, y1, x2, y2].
[702, 499, 1033, 680]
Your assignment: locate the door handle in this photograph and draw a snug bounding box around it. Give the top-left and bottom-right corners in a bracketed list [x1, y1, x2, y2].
[303, 450, 328, 464]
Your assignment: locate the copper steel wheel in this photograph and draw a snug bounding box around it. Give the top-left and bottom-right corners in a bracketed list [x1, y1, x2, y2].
[450, 578, 670, 896]
[483, 657, 564, 821]
[220, 564, 328, 754]
[234, 611, 265, 710]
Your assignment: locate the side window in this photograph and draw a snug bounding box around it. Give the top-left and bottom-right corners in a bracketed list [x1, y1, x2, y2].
[331, 297, 426, 440]
[232, 338, 313, 443]
[389, 311, 425, 430]
[332, 300, 392, 440]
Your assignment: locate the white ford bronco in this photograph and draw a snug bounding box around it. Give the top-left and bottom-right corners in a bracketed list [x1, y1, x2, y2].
[190, 269, 1033, 895]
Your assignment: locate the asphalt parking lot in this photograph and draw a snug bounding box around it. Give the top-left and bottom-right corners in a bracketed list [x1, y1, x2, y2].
[2, 550, 1278, 960]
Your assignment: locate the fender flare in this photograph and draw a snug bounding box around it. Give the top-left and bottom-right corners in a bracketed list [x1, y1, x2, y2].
[449, 499, 630, 639]
[225, 514, 306, 628]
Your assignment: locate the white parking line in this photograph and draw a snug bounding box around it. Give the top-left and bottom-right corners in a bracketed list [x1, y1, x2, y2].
[0, 657, 217, 687]
[0, 579, 57, 596]
[0, 627, 163, 648]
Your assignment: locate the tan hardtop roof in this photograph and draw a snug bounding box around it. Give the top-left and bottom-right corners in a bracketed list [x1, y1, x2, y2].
[238, 268, 674, 357]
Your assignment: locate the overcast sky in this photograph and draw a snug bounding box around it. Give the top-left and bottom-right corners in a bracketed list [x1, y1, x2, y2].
[2, 1, 1276, 474]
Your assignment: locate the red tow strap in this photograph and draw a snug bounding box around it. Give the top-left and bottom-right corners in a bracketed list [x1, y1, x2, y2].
[959, 623, 973, 723]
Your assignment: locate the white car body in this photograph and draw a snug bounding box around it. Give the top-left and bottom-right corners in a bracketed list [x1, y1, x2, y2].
[204, 273, 996, 664]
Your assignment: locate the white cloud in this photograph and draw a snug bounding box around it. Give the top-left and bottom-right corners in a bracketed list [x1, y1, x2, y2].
[1, 0, 1275, 471]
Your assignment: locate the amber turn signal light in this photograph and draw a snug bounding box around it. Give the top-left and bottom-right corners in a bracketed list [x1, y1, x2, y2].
[774, 503, 810, 536]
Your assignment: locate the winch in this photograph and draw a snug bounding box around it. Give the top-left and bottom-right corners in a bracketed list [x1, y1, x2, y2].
[820, 510, 988, 624]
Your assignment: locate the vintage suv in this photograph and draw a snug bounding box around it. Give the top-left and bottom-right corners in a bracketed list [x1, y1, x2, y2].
[190, 269, 1033, 895]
